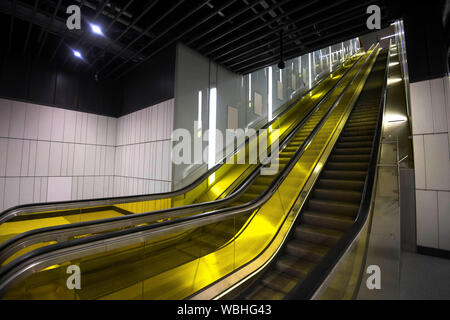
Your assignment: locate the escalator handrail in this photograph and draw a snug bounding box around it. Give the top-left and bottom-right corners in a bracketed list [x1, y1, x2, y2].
[285, 45, 390, 300]
[0, 53, 365, 266]
[0, 49, 374, 298]
[0, 58, 356, 227]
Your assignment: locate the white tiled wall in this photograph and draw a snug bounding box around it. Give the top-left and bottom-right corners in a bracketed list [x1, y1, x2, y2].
[410, 76, 450, 250]
[114, 99, 174, 196]
[0, 98, 117, 211]
[0, 97, 175, 212]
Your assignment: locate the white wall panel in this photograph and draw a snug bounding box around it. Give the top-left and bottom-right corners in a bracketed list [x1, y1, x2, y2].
[38, 106, 53, 141]
[97, 116, 108, 145]
[20, 140, 30, 176]
[84, 144, 96, 176]
[9, 101, 26, 139]
[0, 98, 12, 137]
[0, 178, 4, 211]
[6, 139, 23, 176]
[67, 144, 75, 176]
[33, 177, 41, 203]
[40, 178, 48, 202]
[35, 141, 50, 176]
[416, 190, 439, 248]
[63, 110, 77, 143]
[19, 177, 34, 205]
[61, 143, 69, 176]
[430, 78, 448, 133]
[49, 142, 63, 176]
[0, 138, 8, 176]
[51, 108, 65, 141]
[438, 191, 450, 251]
[86, 114, 98, 144]
[47, 177, 72, 202]
[410, 81, 433, 134]
[424, 133, 450, 190]
[107, 117, 116, 146]
[4, 178, 20, 210]
[83, 176, 94, 199]
[24, 103, 40, 139]
[73, 144, 86, 176]
[28, 141, 37, 176]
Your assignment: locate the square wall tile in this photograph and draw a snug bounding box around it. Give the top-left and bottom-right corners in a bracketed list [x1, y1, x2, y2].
[47, 177, 72, 202]
[9, 100, 26, 139]
[438, 191, 450, 251]
[0, 98, 12, 137]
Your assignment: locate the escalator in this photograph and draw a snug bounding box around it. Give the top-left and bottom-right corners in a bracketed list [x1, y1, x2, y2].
[241, 49, 388, 300]
[0, 54, 361, 246]
[0, 46, 387, 300]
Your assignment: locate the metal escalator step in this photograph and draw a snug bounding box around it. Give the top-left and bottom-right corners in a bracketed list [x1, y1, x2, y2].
[294, 224, 344, 246]
[321, 170, 367, 180]
[345, 122, 377, 129]
[317, 179, 365, 191]
[245, 285, 285, 300]
[342, 129, 375, 137]
[326, 161, 368, 171]
[286, 239, 328, 262]
[308, 199, 359, 216]
[334, 147, 371, 155]
[275, 255, 316, 277]
[302, 211, 354, 231]
[330, 154, 370, 162]
[340, 135, 374, 142]
[336, 141, 372, 148]
[262, 271, 300, 294]
[312, 188, 362, 203]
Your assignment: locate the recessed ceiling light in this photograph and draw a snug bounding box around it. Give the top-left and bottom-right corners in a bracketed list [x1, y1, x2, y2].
[72, 49, 83, 59]
[89, 23, 104, 36]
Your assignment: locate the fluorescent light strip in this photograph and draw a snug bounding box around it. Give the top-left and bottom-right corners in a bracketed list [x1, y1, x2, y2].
[308, 53, 312, 89]
[208, 87, 217, 169]
[198, 90, 202, 130]
[268, 67, 273, 121]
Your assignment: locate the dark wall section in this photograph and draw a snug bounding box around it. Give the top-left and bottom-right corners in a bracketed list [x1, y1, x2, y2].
[0, 44, 176, 118]
[119, 45, 176, 116]
[0, 54, 120, 117]
[402, 1, 448, 83]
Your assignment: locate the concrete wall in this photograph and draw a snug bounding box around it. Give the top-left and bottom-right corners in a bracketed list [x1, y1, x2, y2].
[410, 76, 450, 251]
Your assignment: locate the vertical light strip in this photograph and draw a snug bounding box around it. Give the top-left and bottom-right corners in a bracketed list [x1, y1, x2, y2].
[308, 52, 312, 89]
[197, 90, 202, 134]
[341, 42, 345, 61]
[208, 87, 217, 169]
[298, 56, 301, 74]
[329, 46, 332, 73]
[248, 74, 252, 104]
[268, 67, 273, 121]
[279, 69, 282, 82]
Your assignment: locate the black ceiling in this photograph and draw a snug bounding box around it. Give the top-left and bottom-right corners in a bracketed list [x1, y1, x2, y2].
[0, 0, 402, 80]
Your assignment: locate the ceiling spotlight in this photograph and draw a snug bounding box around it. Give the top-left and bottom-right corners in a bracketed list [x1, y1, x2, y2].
[72, 49, 83, 59]
[89, 23, 104, 36]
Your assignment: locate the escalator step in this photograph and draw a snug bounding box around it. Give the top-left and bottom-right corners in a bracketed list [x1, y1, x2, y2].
[333, 148, 371, 155]
[286, 240, 328, 262]
[275, 256, 315, 277]
[262, 271, 299, 294]
[302, 211, 354, 231]
[312, 189, 362, 203]
[321, 170, 367, 181]
[294, 224, 344, 246]
[317, 179, 365, 191]
[330, 154, 370, 162]
[336, 141, 372, 148]
[326, 161, 368, 171]
[308, 199, 359, 216]
[244, 285, 285, 300]
[342, 129, 375, 137]
[340, 135, 374, 142]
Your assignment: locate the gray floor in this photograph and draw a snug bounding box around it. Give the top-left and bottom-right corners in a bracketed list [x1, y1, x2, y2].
[399, 251, 450, 300]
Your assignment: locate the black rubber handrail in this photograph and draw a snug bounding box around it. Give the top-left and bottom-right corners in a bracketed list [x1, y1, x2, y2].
[0, 53, 365, 266]
[0, 49, 373, 298]
[0, 56, 357, 226]
[285, 46, 389, 300]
